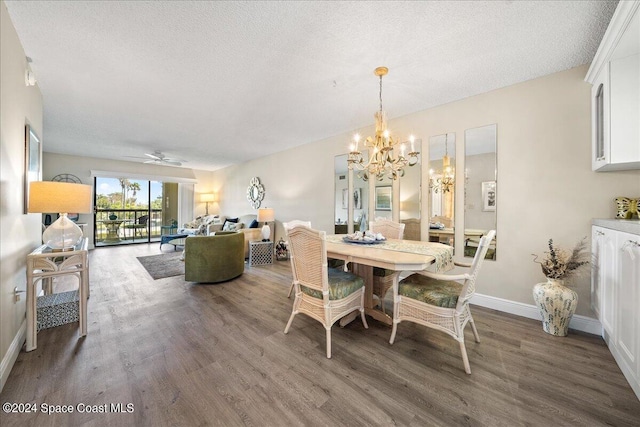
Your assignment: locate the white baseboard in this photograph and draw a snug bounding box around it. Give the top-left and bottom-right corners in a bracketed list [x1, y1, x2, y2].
[0, 320, 26, 393]
[471, 293, 603, 336]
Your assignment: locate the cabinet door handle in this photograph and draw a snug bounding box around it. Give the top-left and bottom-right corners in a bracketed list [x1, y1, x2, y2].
[621, 240, 640, 259]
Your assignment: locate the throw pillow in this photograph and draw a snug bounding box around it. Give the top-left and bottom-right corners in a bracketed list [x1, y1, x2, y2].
[222, 218, 239, 230]
[249, 219, 259, 229]
[223, 222, 241, 231]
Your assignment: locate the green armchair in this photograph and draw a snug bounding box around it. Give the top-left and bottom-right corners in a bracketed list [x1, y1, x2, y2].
[184, 232, 245, 283]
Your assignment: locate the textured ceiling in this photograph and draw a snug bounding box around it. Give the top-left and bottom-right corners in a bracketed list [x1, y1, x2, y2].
[5, 1, 617, 171]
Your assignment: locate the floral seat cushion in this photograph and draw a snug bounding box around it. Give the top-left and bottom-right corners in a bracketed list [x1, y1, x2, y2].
[301, 268, 364, 300]
[399, 274, 462, 308]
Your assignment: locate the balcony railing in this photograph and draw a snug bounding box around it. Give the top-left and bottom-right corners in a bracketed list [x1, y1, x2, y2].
[95, 208, 168, 245]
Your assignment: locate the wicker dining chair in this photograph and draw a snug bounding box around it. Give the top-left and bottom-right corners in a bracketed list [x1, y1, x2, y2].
[284, 224, 368, 358]
[369, 218, 405, 314]
[389, 230, 496, 374]
[283, 220, 311, 298]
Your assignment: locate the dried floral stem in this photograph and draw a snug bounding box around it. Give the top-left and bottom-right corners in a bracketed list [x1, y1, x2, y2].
[532, 237, 589, 281]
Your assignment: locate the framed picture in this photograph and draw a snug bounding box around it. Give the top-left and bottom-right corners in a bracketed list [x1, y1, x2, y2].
[353, 188, 362, 209]
[342, 188, 363, 209]
[375, 186, 392, 211]
[24, 124, 41, 214]
[482, 181, 496, 212]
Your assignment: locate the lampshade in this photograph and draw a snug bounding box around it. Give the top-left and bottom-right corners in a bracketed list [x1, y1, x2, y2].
[200, 193, 216, 203]
[28, 181, 92, 251]
[28, 181, 92, 214]
[257, 207, 275, 223]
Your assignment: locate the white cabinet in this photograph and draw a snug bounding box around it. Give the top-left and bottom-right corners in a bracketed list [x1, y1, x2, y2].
[592, 226, 616, 335]
[592, 222, 640, 400]
[616, 231, 640, 385]
[585, 1, 640, 171]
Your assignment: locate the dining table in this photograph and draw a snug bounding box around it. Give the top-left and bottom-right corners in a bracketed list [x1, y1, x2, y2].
[325, 235, 454, 326]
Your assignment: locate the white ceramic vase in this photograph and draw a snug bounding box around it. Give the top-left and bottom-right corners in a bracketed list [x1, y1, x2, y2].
[532, 278, 578, 337]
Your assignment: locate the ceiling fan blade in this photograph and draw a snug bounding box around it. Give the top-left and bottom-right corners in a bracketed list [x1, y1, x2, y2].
[164, 161, 182, 166]
[145, 152, 163, 160]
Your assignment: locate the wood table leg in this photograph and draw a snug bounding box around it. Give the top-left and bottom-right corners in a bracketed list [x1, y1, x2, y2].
[339, 263, 394, 327]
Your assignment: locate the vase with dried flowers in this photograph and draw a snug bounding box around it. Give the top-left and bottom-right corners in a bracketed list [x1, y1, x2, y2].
[531, 238, 589, 336]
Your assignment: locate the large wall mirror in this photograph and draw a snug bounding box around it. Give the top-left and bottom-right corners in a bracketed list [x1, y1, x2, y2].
[400, 139, 421, 240]
[428, 133, 455, 246]
[334, 153, 369, 234]
[464, 124, 497, 260]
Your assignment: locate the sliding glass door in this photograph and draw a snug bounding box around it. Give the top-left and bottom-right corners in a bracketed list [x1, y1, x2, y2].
[94, 177, 175, 246]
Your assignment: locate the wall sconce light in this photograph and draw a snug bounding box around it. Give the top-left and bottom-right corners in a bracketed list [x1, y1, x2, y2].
[25, 56, 36, 86]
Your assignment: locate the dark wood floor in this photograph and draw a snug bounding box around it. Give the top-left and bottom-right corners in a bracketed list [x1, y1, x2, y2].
[1, 243, 639, 426]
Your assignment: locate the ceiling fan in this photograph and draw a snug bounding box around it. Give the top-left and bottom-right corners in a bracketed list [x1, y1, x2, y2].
[125, 151, 185, 166]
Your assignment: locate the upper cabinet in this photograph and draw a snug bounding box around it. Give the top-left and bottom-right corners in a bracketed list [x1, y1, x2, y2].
[585, 1, 640, 172]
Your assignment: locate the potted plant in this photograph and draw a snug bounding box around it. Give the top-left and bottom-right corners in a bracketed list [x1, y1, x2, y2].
[531, 238, 589, 336]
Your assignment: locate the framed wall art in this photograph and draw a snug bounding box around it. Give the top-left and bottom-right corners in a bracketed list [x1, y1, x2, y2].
[482, 181, 496, 212]
[375, 186, 392, 211]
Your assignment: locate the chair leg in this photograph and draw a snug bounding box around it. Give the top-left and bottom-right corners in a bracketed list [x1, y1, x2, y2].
[360, 308, 369, 329]
[287, 282, 294, 298]
[463, 306, 480, 343]
[389, 321, 398, 344]
[459, 340, 471, 374]
[326, 327, 332, 358]
[470, 316, 481, 343]
[284, 310, 297, 334]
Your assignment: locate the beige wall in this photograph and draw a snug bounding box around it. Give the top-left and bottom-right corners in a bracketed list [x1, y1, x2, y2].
[212, 65, 640, 318]
[0, 1, 44, 391]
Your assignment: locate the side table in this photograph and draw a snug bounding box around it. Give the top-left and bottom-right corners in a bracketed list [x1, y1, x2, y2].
[249, 241, 274, 266]
[26, 237, 89, 351]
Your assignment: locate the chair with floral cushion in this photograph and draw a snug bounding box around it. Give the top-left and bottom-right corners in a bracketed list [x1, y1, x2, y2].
[284, 224, 368, 358]
[283, 220, 311, 298]
[389, 230, 496, 374]
[369, 218, 405, 314]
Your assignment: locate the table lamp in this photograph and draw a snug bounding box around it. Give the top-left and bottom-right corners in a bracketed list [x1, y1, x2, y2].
[28, 181, 93, 251]
[201, 193, 216, 215]
[257, 207, 275, 241]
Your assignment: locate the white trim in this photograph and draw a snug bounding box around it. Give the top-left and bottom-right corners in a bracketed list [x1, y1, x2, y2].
[0, 320, 26, 393]
[90, 170, 198, 184]
[585, 1, 640, 83]
[471, 293, 603, 336]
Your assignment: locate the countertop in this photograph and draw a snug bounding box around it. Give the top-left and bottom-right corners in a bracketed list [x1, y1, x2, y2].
[593, 219, 640, 235]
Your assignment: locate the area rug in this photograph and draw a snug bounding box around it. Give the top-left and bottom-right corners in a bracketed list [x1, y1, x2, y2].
[137, 252, 184, 280]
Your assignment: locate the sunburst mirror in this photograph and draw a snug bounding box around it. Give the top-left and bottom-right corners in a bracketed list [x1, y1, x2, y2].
[247, 177, 265, 209]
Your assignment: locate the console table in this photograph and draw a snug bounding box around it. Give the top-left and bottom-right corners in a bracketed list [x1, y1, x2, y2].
[26, 238, 89, 351]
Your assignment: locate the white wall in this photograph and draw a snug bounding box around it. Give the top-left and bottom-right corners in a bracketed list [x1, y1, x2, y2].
[212, 65, 640, 318]
[0, 1, 44, 391]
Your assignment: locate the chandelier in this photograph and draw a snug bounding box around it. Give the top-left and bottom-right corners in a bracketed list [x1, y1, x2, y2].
[347, 67, 419, 181]
[429, 134, 454, 193]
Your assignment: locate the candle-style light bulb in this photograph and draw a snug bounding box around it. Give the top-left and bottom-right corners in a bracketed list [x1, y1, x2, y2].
[410, 135, 415, 152]
[354, 133, 360, 151]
